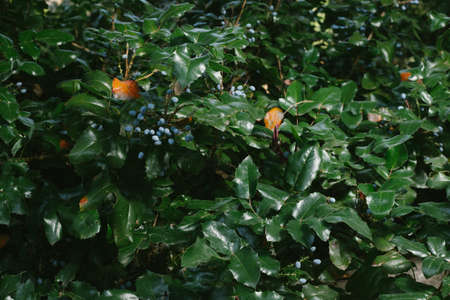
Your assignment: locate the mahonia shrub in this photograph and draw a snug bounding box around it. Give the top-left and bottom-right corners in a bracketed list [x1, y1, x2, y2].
[0, 0, 449, 299]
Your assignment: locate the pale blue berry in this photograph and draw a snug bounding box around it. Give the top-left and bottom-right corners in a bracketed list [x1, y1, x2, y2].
[158, 127, 165, 132]
[249, 29, 255, 34]
[186, 88, 191, 93]
[135, 127, 141, 133]
[129, 110, 137, 116]
[152, 135, 159, 141]
[171, 127, 179, 134]
[91, 123, 97, 128]
[313, 259, 321, 265]
[98, 125, 103, 131]
[161, 70, 167, 76]
[184, 125, 191, 131]
[310, 246, 317, 252]
[269, 5, 274, 10]
[156, 131, 162, 137]
[237, 85, 243, 90]
[171, 96, 179, 103]
[20, 88, 27, 94]
[185, 134, 194, 142]
[166, 89, 172, 94]
[246, 23, 252, 28]
[154, 140, 162, 146]
[164, 128, 171, 135]
[138, 152, 144, 159]
[401, 93, 406, 99]
[133, 119, 139, 126]
[295, 261, 301, 269]
[299, 278, 307, 284]
[147, 103, 155, 110]
[249, 85, 255, 91]
[140, 106, 147, 113]
[168, 138, 174, 145]
[16, 82, 22, 87]
[158, 118, 166, 125]
[37, 278, 43, 285]
[329, 197, 336, 203]
[150, 129, 155, 135]
[125, 125, 133, 132]
[144, 129, 150, 135]
[137, 113, 144, 120]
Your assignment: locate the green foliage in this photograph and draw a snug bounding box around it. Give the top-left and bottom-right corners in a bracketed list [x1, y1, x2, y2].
[0, 0, 449, 299]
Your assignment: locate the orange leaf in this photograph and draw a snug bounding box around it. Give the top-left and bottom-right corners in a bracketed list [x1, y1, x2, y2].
[79, 196, 88, 210]
[264, 107, 284, 131]
[59, 139, 70, 150]
[112, 78, 140, 100]
[400, 72, 411, 82]
[0, 234, 9, 249]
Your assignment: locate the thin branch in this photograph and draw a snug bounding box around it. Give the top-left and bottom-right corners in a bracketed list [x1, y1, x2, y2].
[136, 69, 159, 81]
[124, 43, 130, 79]
[234, 0, 247, 26]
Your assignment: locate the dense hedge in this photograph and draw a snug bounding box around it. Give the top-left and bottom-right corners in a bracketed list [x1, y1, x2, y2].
[0, 0, 449, 299]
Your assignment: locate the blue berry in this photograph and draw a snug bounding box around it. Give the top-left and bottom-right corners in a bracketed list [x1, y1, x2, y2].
[158, 127, 165, 133]
[91, 123, 97, 128]
[137, 113, 144, 121]
[140, 106, 147, 113]
[171, 127, 179, 134]
[147, 103, 155, 110]
[313, 259, 321, 265]
[150, 129, 155, 135]
[135, 127, 141, 133]
[154, 140, 162, 146]
[401, 93, 406, 99]
[161, 70, 167, 76]
[132, 119, 139, 126]
[246, 23, 252, 28]
[144, 129, 150, 135]
[129, 110, 137, 116]
[329, 197, 336, 203]
[237, 85, 243, 90]
[186, 88, 191, 93]
[152, 135, 159, 141]
[125, 125, 133, 132]
[138, 152, 144, 159]
[299, 278, 307, 284]
[156, 131, 162, 137]
[249, 85, 255, 91]
[249, 29, 255, 34]
[269, 5, 274, 10]
[272, 11, 278, 16]
[16, 82, 22, 87]
[158, 118, 166, 125]
[166, 89, 172, 94]
[283, 151, 290, 158]
[164, 128, 171, 135]
[310, 246, 317, 252]
[295, 261, 301, 269]
[168, 138, 174, 145]
[185, 134, 194, 142]
[171, 96, 179, 103]
[184, 125, 191, 131]
[98, 125, 103, 131]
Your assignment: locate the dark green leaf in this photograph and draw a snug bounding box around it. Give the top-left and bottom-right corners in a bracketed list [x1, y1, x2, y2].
[373, 251, 412, 274]
[233, 156, 260, 199]
[229, 247, 260, 288]
[0, 88, 19, 123]
[71, 209, 101, 239]
[66, 93, 108, 117]
[173, 49, 209, 88]
[181, 238, 218, 268]
[36, 29, 74, 46]
[19, 61, 45, 76]
[68, 129, 102, 165]
[391, 236, 429, 258]
[43, 210, 62, 245]
[285, 145, 321, 191]
[136, 271, 168, 299]
[302, 283, 339, 300]
[324, 207, 372, 240]
[329, 238, 351, 270]
[422, 257, 449, 278]
[202, 221, 240, 255]
[286, 220, 314, 248]
[366, 191, 395, 217]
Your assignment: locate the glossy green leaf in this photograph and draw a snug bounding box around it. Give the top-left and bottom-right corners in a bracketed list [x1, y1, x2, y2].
[329, 238, 351, 270]
[15, 279, 35, 300]
[68, 129, 102, 165]
[58, 79, 82, 95]
[66, 93, 108, 117]
[324, 207, 372, 240]
[265, 216, 283, 242]
[160, 3, 195, 25]
[43, 210, 62, 245]
[259, 255, 280, 276]
[55, 263, 78, 286]
[385, 144, 408, 169]
[19, 61, 45, 76]
[373, 251, 412, 274]
[391, 236, 429, 258]
[110, 193, 136, 247]
[341, 80, 357, 103]
[285, 145, 321, 191]
[292, 193, 326, 219]
[202, 221, 240, 255]
[426, 236, 447, 257]
[422, 257, 449, 278]
[181, 238, 218, 268]
[98, 290, 138, 299]
[173, 49, 209, 88]
[106, 139, 128, 169]
[379, 292, 432, 300]
[286, 220, 314, 248]
[136, 271, 168, 299]
[257, 183, 289, 215]
[366, 191, 395, 217]
[302, 283, 339, 300]
[71, 209, 101, 239]
[233, 156, 260, 199]
[36, 29, 74, 46]
[229, 247, 260, 288]
[0, 88, 19, 123]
